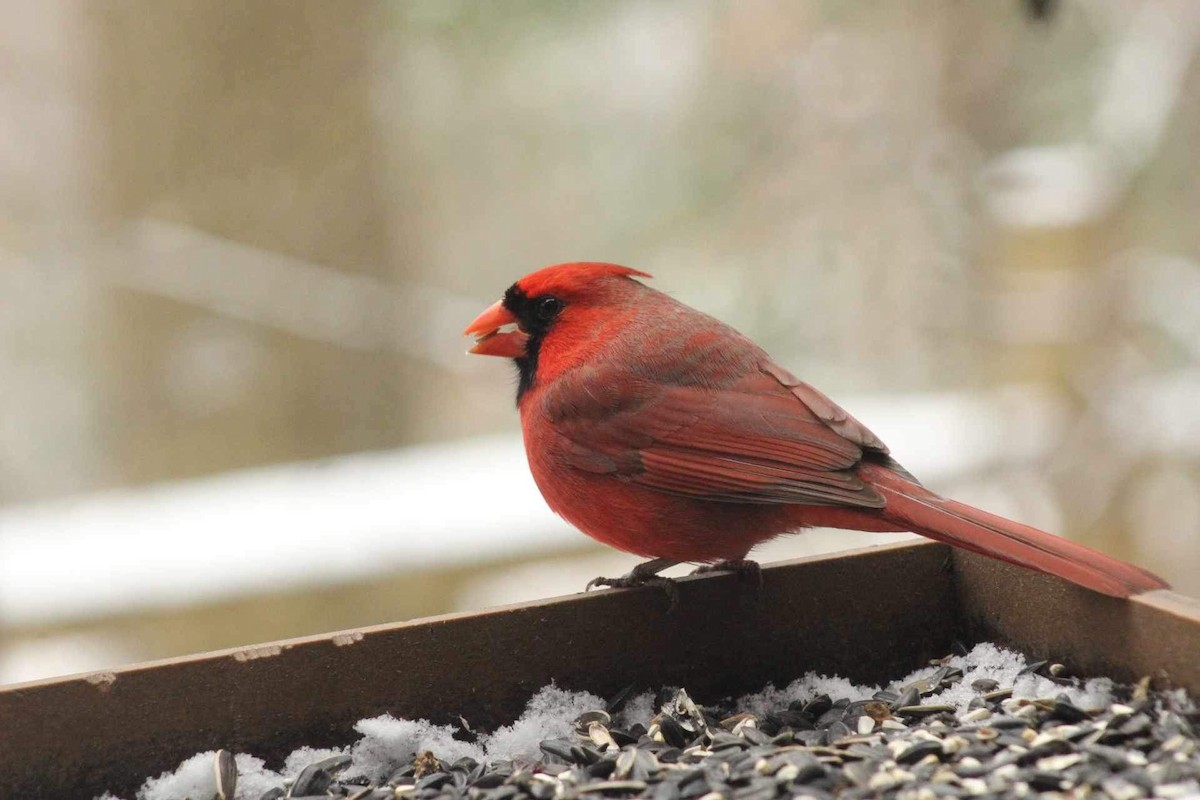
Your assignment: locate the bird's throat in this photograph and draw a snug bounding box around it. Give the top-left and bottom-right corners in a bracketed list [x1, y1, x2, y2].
[513, 335, 542, 404]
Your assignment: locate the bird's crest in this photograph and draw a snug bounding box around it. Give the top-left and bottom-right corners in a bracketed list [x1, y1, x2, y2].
[515, 262, 652, 299]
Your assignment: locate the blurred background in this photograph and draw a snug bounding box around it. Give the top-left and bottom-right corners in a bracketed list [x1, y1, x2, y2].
[3, 0, 1200, 685]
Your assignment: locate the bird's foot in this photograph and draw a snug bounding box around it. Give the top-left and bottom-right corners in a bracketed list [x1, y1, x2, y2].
[691, 559, 763, 587]
[586, 558, 680, 609]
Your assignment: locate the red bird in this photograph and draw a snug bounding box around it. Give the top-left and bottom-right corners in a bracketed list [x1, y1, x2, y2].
[464, 263, 1167, 598]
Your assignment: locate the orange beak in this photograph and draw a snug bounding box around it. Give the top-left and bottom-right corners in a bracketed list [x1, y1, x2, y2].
[463, 300, 529, 358]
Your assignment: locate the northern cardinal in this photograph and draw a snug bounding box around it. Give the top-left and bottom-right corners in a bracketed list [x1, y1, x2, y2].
[464, 262, 1167, 598]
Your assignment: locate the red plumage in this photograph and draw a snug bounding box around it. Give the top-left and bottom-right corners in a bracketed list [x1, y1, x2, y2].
[465, 262, 1167, 597]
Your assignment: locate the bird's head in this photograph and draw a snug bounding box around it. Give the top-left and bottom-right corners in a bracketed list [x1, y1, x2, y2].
[464, 262, 652, 398]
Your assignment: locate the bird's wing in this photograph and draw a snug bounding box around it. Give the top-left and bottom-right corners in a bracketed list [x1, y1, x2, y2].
[543, 360, 890, 508]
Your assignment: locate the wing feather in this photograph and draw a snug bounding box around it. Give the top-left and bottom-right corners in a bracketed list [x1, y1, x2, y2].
[541, 359, 888, 509]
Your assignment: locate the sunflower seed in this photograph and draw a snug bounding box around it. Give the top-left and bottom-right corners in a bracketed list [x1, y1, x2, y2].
[214, 750, 237, 800]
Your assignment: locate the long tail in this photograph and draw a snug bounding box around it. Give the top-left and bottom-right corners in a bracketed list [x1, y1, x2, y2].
[861, 463, 1169, 597]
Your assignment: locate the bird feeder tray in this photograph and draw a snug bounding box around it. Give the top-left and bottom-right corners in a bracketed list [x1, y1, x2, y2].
[2, 539, 1197, 798]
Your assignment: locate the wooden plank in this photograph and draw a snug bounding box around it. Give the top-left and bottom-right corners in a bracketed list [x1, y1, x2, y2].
[952, 548, 1200, 691]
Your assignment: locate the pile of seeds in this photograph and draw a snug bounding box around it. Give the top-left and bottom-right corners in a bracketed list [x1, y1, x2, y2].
[115, 645, 1199, 800]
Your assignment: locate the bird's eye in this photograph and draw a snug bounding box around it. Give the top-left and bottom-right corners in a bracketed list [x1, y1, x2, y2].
[535, 296, 563, 322]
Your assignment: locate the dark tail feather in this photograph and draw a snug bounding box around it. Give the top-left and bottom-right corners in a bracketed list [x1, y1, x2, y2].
[863, 465, 1169, 597]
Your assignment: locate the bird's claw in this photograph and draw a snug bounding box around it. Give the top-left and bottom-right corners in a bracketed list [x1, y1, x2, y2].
[690, 559, 763, 587]
[585, 575, 613, 592]
[585, 573, 680, 610]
